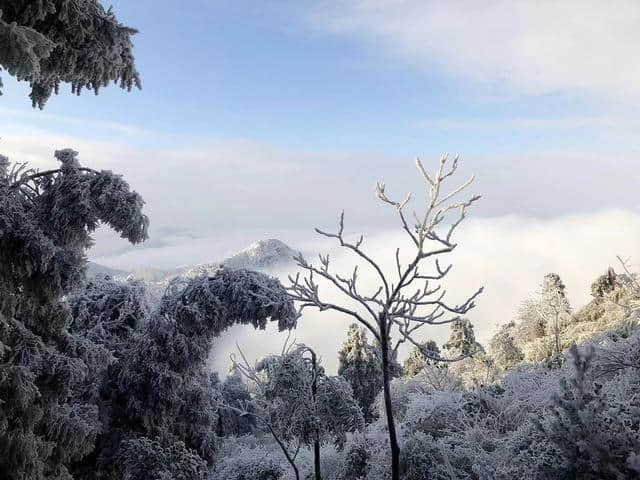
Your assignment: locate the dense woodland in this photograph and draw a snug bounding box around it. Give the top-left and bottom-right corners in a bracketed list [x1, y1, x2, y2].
[1, 2, 639, 479]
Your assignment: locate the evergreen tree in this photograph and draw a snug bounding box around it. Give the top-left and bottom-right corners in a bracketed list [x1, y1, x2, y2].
[0, 150, 148, 480]
[514, 298, 547, 346]
[216, 367, 256, 437]
[92, 268, 297, 479]
[403, 340, 440, 377]
[540, 273, 572, 358]
[0, 0, 140, 108]
[338, 324, 383, 422]
[65, 275, 149, 410]
[591, 267, 618, 300]
[488, 321, 524, 371]
[110, 438, 208, 480]
[443, 318, 482, 358]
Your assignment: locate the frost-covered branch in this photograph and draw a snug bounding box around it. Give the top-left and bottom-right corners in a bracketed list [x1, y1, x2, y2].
[9, 166, 99, 190]
[285, 155, 482, 480]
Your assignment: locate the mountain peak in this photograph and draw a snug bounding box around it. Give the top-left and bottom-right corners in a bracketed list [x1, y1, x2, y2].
[223, 238, 296, 270]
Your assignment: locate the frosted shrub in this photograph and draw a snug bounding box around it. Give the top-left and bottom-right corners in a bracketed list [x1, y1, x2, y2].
[402, 391, 466, 439]
[341, 436, 370, 480]
[213, 444, 284, 480]
[113, 438, 208, 480]
[534, 345, 640, 479]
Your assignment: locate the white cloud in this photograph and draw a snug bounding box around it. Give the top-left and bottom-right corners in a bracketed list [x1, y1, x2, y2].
[0, 106, 154, 138]
[4, 122, 639, 272]
[210, 208, 640, 374]
[307, 1, 640, 99]
[416, 115, 619, 131]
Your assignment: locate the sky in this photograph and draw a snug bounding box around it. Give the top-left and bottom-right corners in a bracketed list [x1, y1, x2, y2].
[2, 1, 640, 369]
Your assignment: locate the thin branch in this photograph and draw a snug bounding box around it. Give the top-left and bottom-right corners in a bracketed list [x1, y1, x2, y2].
[315, 212, 391, 300]
[9, 166, 99, 189]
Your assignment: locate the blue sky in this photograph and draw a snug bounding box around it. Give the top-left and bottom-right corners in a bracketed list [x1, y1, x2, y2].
[2, 0, 640, 269]
[3, 0, 636, 155]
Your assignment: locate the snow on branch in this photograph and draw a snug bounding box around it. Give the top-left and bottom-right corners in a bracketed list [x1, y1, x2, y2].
[285, 155, 483, 359]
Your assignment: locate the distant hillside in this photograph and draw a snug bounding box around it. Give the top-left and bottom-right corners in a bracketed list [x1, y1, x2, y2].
[92, 239, 299, 302]
[488, 267, 640, 370]
[86, 262, 128, 278]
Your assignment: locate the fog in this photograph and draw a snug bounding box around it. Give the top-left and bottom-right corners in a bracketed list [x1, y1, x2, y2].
[208, 208, 640, 374]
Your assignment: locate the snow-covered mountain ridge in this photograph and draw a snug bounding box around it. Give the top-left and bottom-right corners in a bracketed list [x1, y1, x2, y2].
[89, 238, 298, 282]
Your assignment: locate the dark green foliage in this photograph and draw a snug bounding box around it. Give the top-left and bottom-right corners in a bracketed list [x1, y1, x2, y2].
[0, 0, 140, 108]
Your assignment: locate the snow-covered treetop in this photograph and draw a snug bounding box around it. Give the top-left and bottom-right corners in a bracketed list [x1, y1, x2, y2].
[0, 0, 140, 108]
[1, 149, 148, 299]
[159, 267, 298, 339]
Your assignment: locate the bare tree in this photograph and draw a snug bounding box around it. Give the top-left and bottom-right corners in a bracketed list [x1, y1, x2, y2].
[283, 155, 483, 480]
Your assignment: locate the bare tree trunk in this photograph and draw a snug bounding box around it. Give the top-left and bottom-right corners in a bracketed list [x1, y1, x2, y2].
[311, 350, 322, 480]
[380, 315, 400, 480]
[313, 436, 321, 480]
[554, 311, 561, 357]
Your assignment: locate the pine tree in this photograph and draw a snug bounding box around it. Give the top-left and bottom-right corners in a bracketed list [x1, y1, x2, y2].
[92, 268, 297, 479]
[403, 340, 440, 377]
[540, 273, 572, 358]
[0, 150, 148, 480]
[0, 0, 140, 108]
[216, 367, 256, 437]
[443, 318, 482, 358]
[488, 321, 524, 371]
[535, 345, 640, 479]
[591, 267, 618, 300]
[338, 324, 384, 422]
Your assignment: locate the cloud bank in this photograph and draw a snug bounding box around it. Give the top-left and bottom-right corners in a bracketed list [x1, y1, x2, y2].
[3, 116, 639, 272]
[209, 208, 640, 374]
[306, 1, 640, 100]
